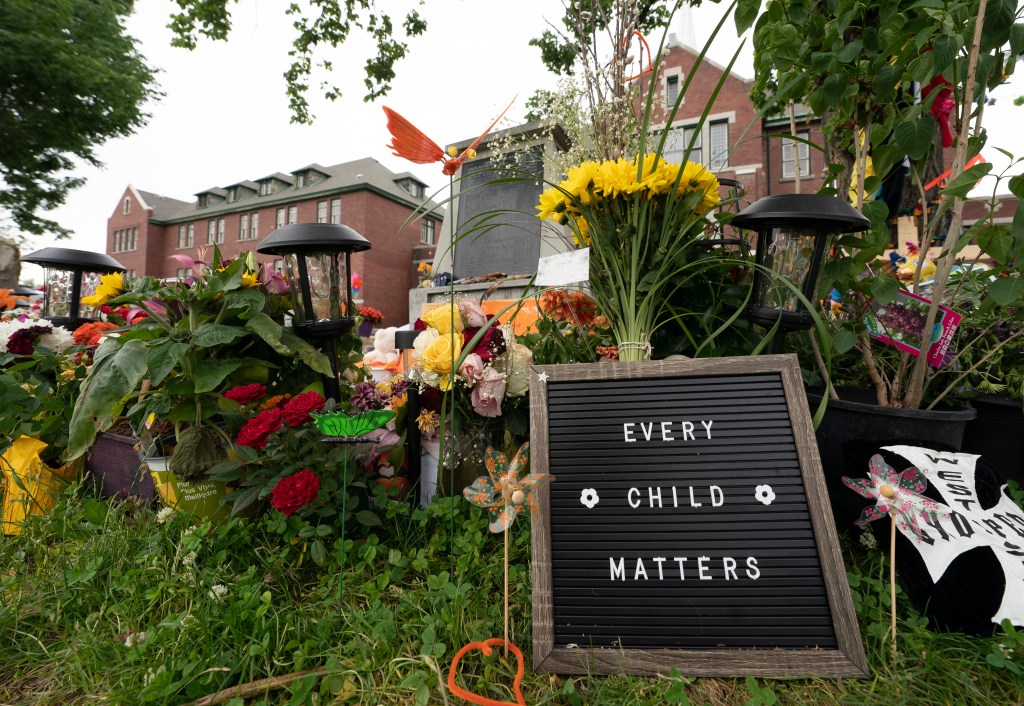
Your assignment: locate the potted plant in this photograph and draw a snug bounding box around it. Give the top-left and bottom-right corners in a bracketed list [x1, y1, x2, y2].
[0, 313, 87, 533]
[357, 305, 384, 337]
[66, 249, 335, 517]
[751, 0, 1023, 515]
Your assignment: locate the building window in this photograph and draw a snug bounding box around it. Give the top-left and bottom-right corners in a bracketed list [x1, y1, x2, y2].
[330, 198, 341, 224]
[207, 220, 216, 244]
[239, 214, 249, 240]
[709, 121, 729, 171]
[123, 197, 131, 215]
[217, 218, 225, 243]
[187, 223, 194, 247]
[296, 173, 306, 188]
[665, 74, 680, 107]
[276, 208, 286, 228]
[197, 194, 209, 208]
[421, 219, 435, 245]
[176, 267, 193, 280]
[259, 180, 273, 196]
[274, 258, 284, 272]
[288, 206, 298, 224]
[227, 187, 236, 203]
[250, 212, 259, 240]
[178, 225, 188, 248]
[317, 200, 328, 223]
[130, 227, 138, 251]
[782, 131, 811, 179]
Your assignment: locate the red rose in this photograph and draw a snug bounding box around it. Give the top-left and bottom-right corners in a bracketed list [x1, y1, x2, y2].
[413, 318, 427, 331]
[281, 391, 327, 427]
[270, 469, 320, 516]
[7, 325, 52, 355]
[236, 407, 283, 450]
[462, 325, 507, 363]
[224, 383, 267, 406]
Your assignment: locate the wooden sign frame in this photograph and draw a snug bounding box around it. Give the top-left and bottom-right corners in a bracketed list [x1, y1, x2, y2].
[529, 355, 868, 678]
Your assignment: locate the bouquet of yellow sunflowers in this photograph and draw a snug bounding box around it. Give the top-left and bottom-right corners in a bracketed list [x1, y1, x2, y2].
[537, 154, 721, 361]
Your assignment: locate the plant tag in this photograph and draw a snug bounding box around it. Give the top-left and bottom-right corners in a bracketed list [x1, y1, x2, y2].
[536, 248, 590, 286]
[863, 289, 960, 366]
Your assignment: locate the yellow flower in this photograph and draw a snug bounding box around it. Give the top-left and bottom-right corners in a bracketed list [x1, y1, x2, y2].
[419, 331, 462, 387]
[572, 215, 591, 247]
[81, 272, 124, 307]
[677, 161, 721, 212]
[537, 187, 568, 221]
[241, 271, 260, 288]
[417, 409, 440, 435]
[421, 304, 464, 335]
[594, 158, 639, 199]
[563, 161, 600, 205]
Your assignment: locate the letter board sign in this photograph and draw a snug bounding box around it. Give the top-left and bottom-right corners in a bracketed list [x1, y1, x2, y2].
[529, 355, 868, 677]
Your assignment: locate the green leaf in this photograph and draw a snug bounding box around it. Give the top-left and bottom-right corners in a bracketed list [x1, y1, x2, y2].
[977, 225, 1013, 263]
[943, 163, 994, 198]
[83, 499, 109, 525]
[930, 35, 958, 74]
[224, 288, 266, 318]
[1008, 174, 1024, 198]
[1013, 200, 1024, 260]
[147, 342, 188, 387]
[309, 539, 327, 567]
[192, 323, 248, 348]
[895, 117, 937, 161]
[873, 63, 900, 97]
[821, 73, 847, 105]
[988, 277, 1024, 306]
[194, 360, 243, 393]
[832, 330, 858, 354]
[356, 510, 382, 527]
[861, 200, 891, 229]
[735, 0, 760, 34]
[869, 276, 900, 305]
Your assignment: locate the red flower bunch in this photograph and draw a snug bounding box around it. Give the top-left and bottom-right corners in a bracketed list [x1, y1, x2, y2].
[539, 289, 596, 326]
[72, 321, 117, 347]
[281, 391, 326, 427]
[358, 305, 384, 324]
[7, 325, 53, 355]
[237, 407, 283, 449]
[224, 383, 267, 406]
[270, 469, 320, 516]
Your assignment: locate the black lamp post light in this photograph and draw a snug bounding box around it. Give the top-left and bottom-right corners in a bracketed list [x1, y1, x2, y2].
[731, 194, 870, 354]
[22, 247, 126, 330]
[256, 223, 371, 400]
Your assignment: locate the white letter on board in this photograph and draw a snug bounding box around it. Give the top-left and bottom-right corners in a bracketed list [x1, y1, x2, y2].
[698, 556, 711, 580]
[660, 421, 674, 441]
[649, 487, 662, 508]
[652, 556, 666, 580]
[746, 556, 760, 580]
[722, 556, 737, 580]
[710, 485, 724, 507]
[674, 557, 688, 579]
[623, 423, 636, 442]
[701, 420, 713, 439]
[610, 557, 625, 580]
[627, 488, 640, 508]
[634, 558, 648, 580]
[681, 421, 695, 440]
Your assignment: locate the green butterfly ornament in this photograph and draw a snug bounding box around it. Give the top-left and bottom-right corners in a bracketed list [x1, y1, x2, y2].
[311, 409, 396, 443]
[463, 442, 552, 533]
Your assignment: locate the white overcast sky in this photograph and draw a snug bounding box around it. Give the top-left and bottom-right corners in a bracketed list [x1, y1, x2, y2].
[20, 0, 1024, 280]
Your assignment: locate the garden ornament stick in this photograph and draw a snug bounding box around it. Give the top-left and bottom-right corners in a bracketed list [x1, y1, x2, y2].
[462, 442, 551, 660]
[313, 409, 395, 618]
[843, 455, 943, 654]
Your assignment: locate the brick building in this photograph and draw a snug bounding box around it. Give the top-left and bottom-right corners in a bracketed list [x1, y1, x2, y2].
[107, 158, 442, 327]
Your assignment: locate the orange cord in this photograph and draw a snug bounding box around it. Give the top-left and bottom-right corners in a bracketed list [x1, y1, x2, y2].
[447, 638, 526, 706]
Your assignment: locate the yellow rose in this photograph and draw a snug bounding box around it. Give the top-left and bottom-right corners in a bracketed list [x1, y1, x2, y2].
[420, 332, 463, 388]
[421, 304, 464, 335]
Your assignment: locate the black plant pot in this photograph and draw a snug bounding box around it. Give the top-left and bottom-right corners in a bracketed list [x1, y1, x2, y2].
[806, 388, 977, 529]
[962, 393, 1024, 486]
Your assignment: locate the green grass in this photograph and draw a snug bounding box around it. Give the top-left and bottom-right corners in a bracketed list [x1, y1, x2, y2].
[1, 488, 1023, 705]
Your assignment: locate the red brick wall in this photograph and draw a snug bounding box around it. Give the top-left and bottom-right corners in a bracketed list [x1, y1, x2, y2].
[105, 188, 152, 278]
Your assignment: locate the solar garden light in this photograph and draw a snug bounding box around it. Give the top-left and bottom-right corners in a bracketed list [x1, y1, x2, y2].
[257, 223, 371, 401]
[22, 247, 126, 330]
[731, 194, 870, 354]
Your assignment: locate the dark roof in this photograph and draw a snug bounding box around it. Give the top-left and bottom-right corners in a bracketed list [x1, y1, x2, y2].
[195, 186, 228, 197]
[256, 172, 294, 184]
[225, 180, 260, 191]
[291, 163, 331, 176]
[139, 158, 445, 223]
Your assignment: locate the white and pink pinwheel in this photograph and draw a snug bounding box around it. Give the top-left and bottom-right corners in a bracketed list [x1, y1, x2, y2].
[843, 454, 943, 538]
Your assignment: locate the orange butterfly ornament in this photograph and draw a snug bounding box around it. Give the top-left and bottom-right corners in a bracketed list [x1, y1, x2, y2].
[383, 97, 515, 176]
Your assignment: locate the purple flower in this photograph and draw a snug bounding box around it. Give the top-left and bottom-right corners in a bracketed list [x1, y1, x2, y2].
[260, 265, 290, 295]
[471, 368, 506, 417]
[350, 381, 383, 411]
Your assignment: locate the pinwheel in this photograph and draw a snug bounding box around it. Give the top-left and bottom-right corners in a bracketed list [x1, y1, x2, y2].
[843, 454, 943, 654]
[383, 97, 515, 176]
[314, 409, 396, 617]
[457, 442, 551, 667]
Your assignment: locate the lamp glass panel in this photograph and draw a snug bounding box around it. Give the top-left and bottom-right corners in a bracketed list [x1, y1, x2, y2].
[285, 251, 350, 324]
[756, 227, 820, 312]
[79, 272, 102, 314]
[43, 267, 73, 318]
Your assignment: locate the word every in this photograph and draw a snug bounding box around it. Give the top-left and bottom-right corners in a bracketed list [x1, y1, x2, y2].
[623, 420, 714, 443]
[609, 555, 760, 581]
